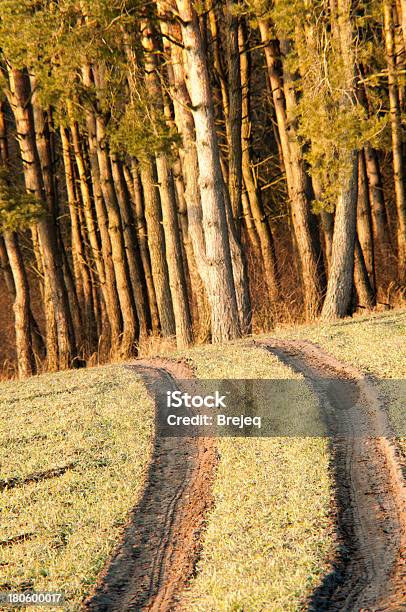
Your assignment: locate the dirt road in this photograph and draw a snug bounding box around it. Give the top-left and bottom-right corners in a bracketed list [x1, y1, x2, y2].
[259, 339, 406, 611]
[83, 342, 406, 611]
[83, 360, 216, 612]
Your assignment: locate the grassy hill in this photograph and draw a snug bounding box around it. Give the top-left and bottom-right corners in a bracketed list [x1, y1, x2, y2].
[0, 309, 405, 610]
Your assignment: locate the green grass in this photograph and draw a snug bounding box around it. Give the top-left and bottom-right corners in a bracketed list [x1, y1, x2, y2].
[175, 345, 334, 612]
[0, 365, 154, 610]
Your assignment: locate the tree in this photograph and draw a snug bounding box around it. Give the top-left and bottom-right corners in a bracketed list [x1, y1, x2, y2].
[257, 15, 325, 319]
[6, 68, 76, 369]
[384, 0, 406, 280]
[174, 0, 242, 342]
[320, 0, 359, 319]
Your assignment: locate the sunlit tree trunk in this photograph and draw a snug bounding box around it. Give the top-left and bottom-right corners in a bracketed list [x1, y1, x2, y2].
[139, 159, 176, 337]
[61, 127, 95, 352]
[225, 0, 243, 233]
[384, 0, 406, 279]
[92, 104, 138, 354]
[258, 20, 325, 318]
[321, 0, 359, 319]
[7, 67, 75, 369]
[141, 17, 193, 348]
[3, 232, 34, 377]
[111, 152, 150, 338]
[357, 150, 376, 294]
[175, 0, 241, 342]
[128, 160, 160, 334]
[68, 112, 122, 353]
[239, 22, 280, 304]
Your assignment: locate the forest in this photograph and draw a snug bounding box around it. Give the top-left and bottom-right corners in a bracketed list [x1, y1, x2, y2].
[0, 0, 405, 378]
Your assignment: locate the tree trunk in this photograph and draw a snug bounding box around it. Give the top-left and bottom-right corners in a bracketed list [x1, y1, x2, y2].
[4, 231, 35, 378]
[111, 152, 150, 338]
[258, 20, 325, 318]
[0, 234, 15, 295]
[172, 156, 210, 339]
[225, 0, 243, 233]
[354, 234, 376, 309]
[0, 104, 40, 376]
[69, 111, 122, 353]
[321, 0, 359, 320]
[239, 22, 280, 304]
[7, 67, 75, 369]
[128, 160, 160, 334]
[139, 159, 176, 336]
[61, 127, 95, 352]
[92, 102, 138, 355]
[175, 0, 241, 342]
[157, 9, 211, 340]
[141, 18, 193, 347]
[364, 145, 391, 249]
[357, 150, 376, 294]
[384, 0, 406, 279]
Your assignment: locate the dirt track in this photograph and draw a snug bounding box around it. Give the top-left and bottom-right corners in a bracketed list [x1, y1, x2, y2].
[83, 360, 216, 612]
[259, 339, 406, 611]
[83, 343, 406, 611]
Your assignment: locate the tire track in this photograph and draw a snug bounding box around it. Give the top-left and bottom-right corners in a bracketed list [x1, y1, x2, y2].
[83, 360, 216, 612]
[258, 339, 406, 611]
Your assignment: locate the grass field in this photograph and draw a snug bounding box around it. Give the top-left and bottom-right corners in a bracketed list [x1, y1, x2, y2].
[175, 345, 334, 612]
[0, 365, 154, 610]
[1, 309, 404, 611]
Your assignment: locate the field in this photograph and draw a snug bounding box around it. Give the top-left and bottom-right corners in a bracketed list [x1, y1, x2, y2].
[0, 366, 154, 610]
[0, 309, 405, 610]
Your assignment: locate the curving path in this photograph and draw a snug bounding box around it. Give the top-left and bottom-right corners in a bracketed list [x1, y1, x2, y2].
[258, 338, 406, 611]
[83, 360, 216, 612]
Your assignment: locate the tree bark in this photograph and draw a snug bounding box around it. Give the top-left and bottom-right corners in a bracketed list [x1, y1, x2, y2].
[4, 232, 35, 378]
[225, 0, 243, 233]
[321, 0, 359, 320]
[175, 0, 241, 342]
[357, 150, 376, 293]
[92, 101, 138, 355]
[258, 21, 325, 318]
[141, 18, 193, 347]
[128, 161, 160, 334]
[111, 152, 150, 338]
[354, 234, 376, 309]
[139, 159, 176, 336]
[7, 67, 75, 369]
[384, 0, 406, 279]
[364, 145, 391, 249]
[0, 234, 15, 295]
[69, 111, 122, 353]
[61, 126, 95, 352]
[239, 22, 280, 304]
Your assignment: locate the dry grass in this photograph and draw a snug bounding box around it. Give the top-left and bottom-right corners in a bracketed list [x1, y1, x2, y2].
[172, 344, 334, 612]
[0, 365, 154, 611]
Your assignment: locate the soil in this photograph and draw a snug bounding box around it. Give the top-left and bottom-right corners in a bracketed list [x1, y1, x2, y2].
[258, 338, 406, 611]
[82, 358, 217, 612]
